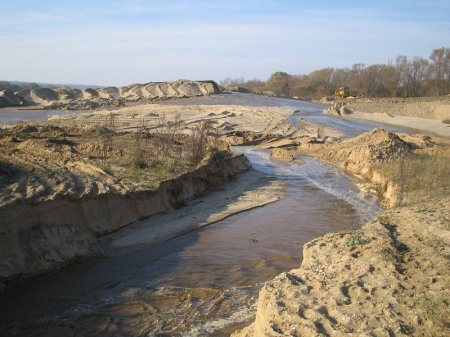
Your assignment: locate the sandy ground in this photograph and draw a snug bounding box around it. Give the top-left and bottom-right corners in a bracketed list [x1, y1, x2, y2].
[324, 96, 450, 137]
[96, 169, 286, 255]
[348, 111, 450, 137]
[46, 103, 344, 142]
[233, 196, 450, 337]
[50, 103, 294, 133]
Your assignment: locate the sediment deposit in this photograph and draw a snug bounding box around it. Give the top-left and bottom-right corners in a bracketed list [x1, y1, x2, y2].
[0, 80, 220, 109]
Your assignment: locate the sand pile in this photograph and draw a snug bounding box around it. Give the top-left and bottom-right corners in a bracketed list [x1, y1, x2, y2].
[0, 90, 23, 107]
[317, 128, 412, 167]
[54, 87, 82, 100]
[120, 80, 219, 101]
[0, 80, 221, 110]
[29, 88, 60, 104]
[324, 102, 353, 116]
[98, 86, 120, 99]
[82, 88, 99, 99]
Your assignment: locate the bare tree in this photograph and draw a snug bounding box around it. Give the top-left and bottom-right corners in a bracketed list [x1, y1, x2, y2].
[189, 121, 210, 165]
[430, 47, 450, 95]
[404, 57, 430, 97]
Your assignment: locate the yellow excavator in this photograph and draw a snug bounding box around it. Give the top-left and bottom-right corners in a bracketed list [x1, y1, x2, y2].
[335, 86, 357, 98]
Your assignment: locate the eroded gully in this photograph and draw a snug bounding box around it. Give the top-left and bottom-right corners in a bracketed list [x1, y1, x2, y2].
[1, 94, 404, 337]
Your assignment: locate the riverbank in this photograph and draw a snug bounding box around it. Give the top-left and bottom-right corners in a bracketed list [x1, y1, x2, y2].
[232, 130, 450, 336]
[347, 111, 450, 137]
[324, 96, 450, 137]
[95, 169, 285, 256]
[232, 196, 450, 337]
[2, 121, 292, 283]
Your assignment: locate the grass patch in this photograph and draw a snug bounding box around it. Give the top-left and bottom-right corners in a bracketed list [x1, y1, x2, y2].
[376, 151, 450, 204]
[347, 233, 365, 247]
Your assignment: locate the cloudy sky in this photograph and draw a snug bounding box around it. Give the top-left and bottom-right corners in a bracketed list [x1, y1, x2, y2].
[1, 0, 449, 86]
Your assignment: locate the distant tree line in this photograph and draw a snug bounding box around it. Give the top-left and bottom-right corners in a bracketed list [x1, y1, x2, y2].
[221, 47, 450, 98]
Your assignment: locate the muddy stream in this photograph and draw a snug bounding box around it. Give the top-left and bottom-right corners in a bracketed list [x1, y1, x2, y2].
[1, 95, 394, 336]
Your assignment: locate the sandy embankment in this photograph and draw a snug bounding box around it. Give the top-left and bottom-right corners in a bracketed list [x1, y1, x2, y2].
[1, 152, 278, 283]
[232, 128, 450, 336]
[0, 109, 296, 284]
[97, 169, 285, 255]
[325, 97, 450, 137]
[232, 196, 450, 337]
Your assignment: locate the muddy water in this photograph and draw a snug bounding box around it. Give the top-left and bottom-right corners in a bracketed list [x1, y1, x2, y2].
[0, 147, 379, 337]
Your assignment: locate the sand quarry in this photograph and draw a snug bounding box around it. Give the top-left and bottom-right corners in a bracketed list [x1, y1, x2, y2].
[0, 89, 449, 336]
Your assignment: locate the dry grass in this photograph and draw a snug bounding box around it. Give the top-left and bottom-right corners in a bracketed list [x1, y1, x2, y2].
[89, 111, 221, 187]
[376, 150, 450, 204]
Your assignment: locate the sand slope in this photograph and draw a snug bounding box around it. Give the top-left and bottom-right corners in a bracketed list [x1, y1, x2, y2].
[232, 197, 450, 337]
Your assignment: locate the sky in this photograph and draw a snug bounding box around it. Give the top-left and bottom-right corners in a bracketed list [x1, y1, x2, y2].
[0, 0, 449, 86]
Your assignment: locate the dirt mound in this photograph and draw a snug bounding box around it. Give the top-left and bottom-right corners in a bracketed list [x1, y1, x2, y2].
[324, 102, 353, 116]
[233, 197, 450, 337]
[54, 87, 82, 100]
[0, 90, 23, 107]
[82, 88, 99, 99]
[98, 86, 120, 99]
[320, 128, 411, 165]
[29, 88, 59, 103]
[118, 80, 219, 102]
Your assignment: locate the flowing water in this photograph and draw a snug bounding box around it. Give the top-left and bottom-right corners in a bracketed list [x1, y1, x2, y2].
[1, 94, 385, 336]
[0, 148, 379, 337]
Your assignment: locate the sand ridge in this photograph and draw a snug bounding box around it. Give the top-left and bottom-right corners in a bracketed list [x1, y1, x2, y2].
[0, 80, 221, 109]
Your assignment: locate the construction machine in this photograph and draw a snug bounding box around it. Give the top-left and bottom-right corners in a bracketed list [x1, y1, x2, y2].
[335, 87, 356, 98]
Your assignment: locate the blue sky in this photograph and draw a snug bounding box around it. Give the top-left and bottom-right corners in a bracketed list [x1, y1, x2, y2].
[0, 0, 449, 86]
